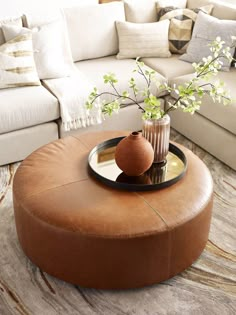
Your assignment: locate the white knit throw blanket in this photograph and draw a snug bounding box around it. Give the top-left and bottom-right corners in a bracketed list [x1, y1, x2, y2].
[43, 70, 102, 131]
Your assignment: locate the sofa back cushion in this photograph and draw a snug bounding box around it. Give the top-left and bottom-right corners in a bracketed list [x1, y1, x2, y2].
[0, 16, 22, 45]
[157, 0, 187, 9]
[64, 2, 125, 62]
[124, 0, 157, 23]
[187, 0, 236, 20]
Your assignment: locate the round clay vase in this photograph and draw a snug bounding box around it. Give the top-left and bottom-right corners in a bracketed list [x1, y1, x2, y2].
[115, 131, 154, 176]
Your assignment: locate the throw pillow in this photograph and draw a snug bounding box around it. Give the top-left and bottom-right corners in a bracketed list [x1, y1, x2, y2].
[180, 12, 236, 71]
[157, 5, 213, 54]
[0, 33, 40, 89]
[2, 19, 74, 80]
[116, 20, 171, 60]
[0, 16, 22, 46]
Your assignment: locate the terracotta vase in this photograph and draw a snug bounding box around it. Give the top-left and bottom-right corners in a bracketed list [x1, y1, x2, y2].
[115, 131, 154, 176]
[142, 115, 170, 163]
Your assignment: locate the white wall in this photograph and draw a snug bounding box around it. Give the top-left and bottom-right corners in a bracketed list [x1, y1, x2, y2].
[0, 0, 98, 18]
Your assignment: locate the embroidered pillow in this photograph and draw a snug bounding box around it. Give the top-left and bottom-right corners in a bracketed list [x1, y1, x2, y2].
[0, 33, 40, 89]
[157, 5, 213, 54]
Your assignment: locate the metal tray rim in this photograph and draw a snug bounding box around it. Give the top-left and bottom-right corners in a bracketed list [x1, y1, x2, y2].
[88, 137, 187, 191]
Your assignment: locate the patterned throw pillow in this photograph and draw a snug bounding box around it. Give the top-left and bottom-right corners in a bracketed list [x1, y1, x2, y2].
[157, 5, 213, 54]
[0, 33, 40, 89]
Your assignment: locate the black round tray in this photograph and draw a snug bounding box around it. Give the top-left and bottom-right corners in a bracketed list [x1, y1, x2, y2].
[88, 136, 187, 191]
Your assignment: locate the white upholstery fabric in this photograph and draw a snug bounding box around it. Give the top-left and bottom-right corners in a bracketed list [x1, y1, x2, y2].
[74, 55, 168, 105]
[124, 0, 157, 23]
[187, 0, 236, 20]
[157, 0, 187, 9]
[0, 122, 58, 166]
[167, 98, 236, 170]
[0, 85, 59, 134]
[64, 3, 125, 62]
[141, 55, 194, 80]
[0, 16, 22, 45]
[116, 20, 171, 59]
[169, 69, 236, 135]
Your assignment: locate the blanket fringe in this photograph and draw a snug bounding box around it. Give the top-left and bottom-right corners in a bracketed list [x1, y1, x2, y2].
[62, 115, 103, 131]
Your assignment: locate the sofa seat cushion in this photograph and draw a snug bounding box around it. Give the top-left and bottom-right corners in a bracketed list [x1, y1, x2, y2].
[141, 55, 194, 80]
[169, 69, 236, 135]
[75, 55, 168, 105]
[0, 86, 59, 134]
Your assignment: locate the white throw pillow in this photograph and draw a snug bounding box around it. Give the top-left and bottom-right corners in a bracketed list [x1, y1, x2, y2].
[0, 16, 22, 46]
[0, 33, 40, 89]
[64, 2, 125, 62]
[124, 0, 157, 23]
[180, 12, 236, 71]
[116, 20, 171, 60]
[3, 20, 74, 79]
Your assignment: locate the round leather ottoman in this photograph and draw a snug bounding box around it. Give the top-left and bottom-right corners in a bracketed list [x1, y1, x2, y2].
[13, 131, 213, 289]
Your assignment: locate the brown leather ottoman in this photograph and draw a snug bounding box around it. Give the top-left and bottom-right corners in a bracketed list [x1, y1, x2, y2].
[13, 131, 213, 289]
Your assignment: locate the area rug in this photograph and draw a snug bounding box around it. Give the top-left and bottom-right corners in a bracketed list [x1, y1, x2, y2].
[0, 130, 235, 315]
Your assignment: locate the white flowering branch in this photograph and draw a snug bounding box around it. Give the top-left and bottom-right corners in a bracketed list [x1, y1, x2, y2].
[86, 37, 235, 120]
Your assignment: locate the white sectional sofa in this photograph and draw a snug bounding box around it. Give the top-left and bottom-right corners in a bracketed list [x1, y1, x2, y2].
[0, 0, 235, 170]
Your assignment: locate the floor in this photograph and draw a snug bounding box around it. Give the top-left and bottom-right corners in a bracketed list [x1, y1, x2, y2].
[0, 129, 235, 315]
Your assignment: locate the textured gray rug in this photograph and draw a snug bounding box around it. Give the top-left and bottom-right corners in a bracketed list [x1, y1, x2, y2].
[0, 129, 235, 315]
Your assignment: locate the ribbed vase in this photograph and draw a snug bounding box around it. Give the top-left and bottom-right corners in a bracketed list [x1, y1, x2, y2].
[142, 115, 170, 163]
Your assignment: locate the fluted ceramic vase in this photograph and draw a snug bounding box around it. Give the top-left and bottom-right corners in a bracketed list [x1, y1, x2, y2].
[142, 115, 170, 163]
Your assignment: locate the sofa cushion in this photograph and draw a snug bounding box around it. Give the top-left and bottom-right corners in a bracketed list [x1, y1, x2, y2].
[75, 55, 168, 105]
[141, 55, 194, 80]
[64, 3, 125, 62]
[116, 20, 171, 59]
[187, 0, 236, 20]
[0, 86, 59, 134]
[124, 0, 157, 23]
[0, 16, 22, 46]
[169, 69, 236, 135]
[157, 0, 187, 9]
[180, 12, 236, 71]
